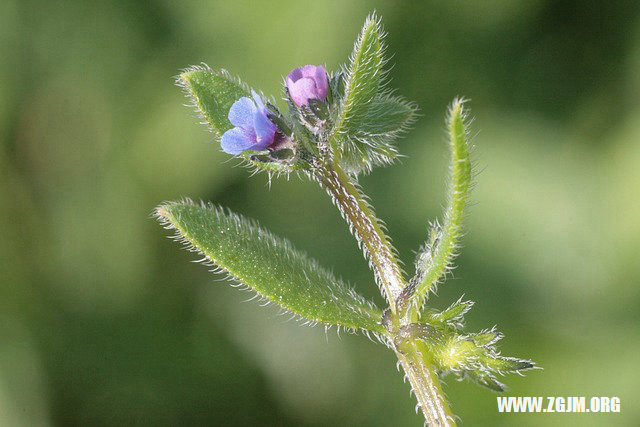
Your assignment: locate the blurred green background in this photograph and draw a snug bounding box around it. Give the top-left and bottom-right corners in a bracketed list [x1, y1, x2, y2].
[2, 0, 639, 425]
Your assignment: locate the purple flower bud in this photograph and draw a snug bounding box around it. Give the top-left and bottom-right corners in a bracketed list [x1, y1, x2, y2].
[286, 65, 329, 107]
[220, 90, 277, 155]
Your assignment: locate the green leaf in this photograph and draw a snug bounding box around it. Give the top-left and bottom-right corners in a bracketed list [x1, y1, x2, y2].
[328, 15, 417, 174]
[336, 95, 417, 174]
[422, 297, 474, 329]
[177, 65, 250, 139]
[156, 200, 385, 334]
[178, 66, 305, 175]
[465, 355, 535, 392]
[407, 99, 472, 310]
[359, 96, 417, 136]
[328, 14, 415, 174]
[472, 329, 502, 347]
[332, 14, 385, 138]
[428, 326, 537, 392]
[466, 370, 506, 393]
[483, 356, 535, 373]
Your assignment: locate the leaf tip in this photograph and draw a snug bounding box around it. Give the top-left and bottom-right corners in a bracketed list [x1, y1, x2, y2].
[155, 204, 172, 222]
[363, 10, 383, 33]
[447, 97, 468, 124]
[154, 199, 196, 227]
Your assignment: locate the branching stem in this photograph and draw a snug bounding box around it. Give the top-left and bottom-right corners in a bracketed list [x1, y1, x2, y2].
[314, 149, 455, 425]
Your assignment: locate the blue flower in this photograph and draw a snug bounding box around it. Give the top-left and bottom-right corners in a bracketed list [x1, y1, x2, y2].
[220, 90, 277, 155]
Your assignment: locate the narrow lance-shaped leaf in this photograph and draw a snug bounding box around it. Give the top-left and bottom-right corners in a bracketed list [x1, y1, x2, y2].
[431, 332, 536, 392]
[331, 14, 385, 140]
[400, 99, 472, 313]
[156, 200, 385, 334]
[421, 296, 474, 329]
[329, 14, 417, 175]
[329, 14, 390, 173]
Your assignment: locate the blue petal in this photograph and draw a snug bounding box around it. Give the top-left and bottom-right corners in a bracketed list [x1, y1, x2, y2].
[253, 109, 276, 148]
[228, 97, 256, 129]
[251, 90, 266, 112]
[220, 127, 254, 155]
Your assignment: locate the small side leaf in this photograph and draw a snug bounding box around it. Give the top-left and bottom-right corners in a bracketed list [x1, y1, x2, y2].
[178, 65, 251, 139]
[430, 325, 537, 392]
[471, 329, 502, 347]
[466, 371, 506, 393]
[156, 200, 385, 334]
[359, 96, 417, 136]
[337, 95, 418, 174]
[422, 297, 474, 329]
[484, 356, 535, 373]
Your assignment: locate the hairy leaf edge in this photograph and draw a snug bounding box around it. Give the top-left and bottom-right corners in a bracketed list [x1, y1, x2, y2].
[155, 199, 388, 339]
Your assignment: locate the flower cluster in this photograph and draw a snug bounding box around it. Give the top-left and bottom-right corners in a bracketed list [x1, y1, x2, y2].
[220, 65, 328, 155]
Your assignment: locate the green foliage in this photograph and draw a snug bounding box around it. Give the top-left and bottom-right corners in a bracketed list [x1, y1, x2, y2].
[169, 14, 538, 423]
[6, 1, 638, 424]
[332, 14, 385, 139]
[359, 96, 417, 136]
[412, 301, 536, 392]
[432, 331, 535, 392]
[406, 99, 472, 310]
[179, 66, 306, 175]
[178, 66, 250, 139]
[329, 14, 417, 174]
[155, 200, 385, 334]
[421, 297, 474, 329]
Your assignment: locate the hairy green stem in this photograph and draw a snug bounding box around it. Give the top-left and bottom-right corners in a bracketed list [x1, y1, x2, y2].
[314, 151, 455, 425]
[313, 154, 404, 308]
[395, 340, 455, 426]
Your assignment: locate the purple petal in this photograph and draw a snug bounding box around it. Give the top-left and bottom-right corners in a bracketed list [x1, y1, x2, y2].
[285, 75, 296, 94]
[286, 65, 329, 106]
[220, 127, 255, 155]
[312, 66, 328, 99]
[253, 109, 276, 148]
[228, 97, 256, 129]
[289, 78, 317, 106]
[300, 64, 320, 79]
[287, 67, 303, 83]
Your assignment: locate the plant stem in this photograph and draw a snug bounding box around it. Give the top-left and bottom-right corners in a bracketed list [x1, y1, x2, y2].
[395, 339, 456, 426]
[314, 152, 456, 425]
[313, 154, 404, 308]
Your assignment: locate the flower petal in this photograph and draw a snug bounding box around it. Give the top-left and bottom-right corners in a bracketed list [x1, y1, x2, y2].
[287, 67, 303, 83]
[228, 97, 256, 129]
[251, 90, 267, 112]
[301, 64, 319, 79]
[289, 78, 317, 106]
[312, 65, 328, 99]
[220, 127, 255, 155]
[253, 109, 276, 148]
